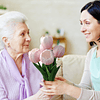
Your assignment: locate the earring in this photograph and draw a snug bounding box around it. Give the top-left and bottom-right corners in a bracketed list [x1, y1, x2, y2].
[7, 43, 10, 48]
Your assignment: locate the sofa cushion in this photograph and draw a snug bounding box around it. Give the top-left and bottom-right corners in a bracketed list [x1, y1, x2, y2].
[62, 55, 86, 100]
[56, 58, 63, 77]
[62, 55, 86, 84]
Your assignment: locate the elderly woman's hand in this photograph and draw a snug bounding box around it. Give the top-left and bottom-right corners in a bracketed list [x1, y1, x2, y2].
[40, 76, 69, 96]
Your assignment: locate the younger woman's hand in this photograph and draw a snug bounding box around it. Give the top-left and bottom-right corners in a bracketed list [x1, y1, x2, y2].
[55, 76, 67, 81]
[40, 76, 69, 96]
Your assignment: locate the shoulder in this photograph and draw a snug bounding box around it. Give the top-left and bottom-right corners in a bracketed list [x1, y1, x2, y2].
[0, 49, 8, 73]
[84, 46, 97, 70]
[0, 50, 9, 83]
[86, 46, 97, 58]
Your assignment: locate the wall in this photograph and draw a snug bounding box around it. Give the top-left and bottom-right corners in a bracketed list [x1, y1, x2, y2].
[0, 0, 91, 55]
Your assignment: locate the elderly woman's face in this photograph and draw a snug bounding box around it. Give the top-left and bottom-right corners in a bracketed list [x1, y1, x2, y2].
[80, 10, 100, 43]
[9, 22, 31, 54]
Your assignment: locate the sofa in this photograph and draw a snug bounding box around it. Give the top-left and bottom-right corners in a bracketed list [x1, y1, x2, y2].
[51, 54, 86, 100]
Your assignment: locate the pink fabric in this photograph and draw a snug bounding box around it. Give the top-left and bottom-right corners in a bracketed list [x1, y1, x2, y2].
[0, 48, 43, 100]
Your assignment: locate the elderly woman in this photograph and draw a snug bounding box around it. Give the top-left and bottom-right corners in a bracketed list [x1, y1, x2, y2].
[42, 0, 100, 100]
[0, 11, 49, 100]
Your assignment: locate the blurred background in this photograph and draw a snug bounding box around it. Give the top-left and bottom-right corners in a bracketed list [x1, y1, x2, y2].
[0, 0, 91, 55]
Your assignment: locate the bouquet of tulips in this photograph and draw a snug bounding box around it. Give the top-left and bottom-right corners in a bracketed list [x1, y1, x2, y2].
[29, 35, 65, 81]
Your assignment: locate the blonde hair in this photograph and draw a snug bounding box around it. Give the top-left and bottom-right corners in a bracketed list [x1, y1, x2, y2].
[0, 11, 28, 50]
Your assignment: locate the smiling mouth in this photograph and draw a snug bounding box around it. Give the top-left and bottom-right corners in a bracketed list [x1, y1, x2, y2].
[85, 34, 90, 38]
[84, 33, 90, 38]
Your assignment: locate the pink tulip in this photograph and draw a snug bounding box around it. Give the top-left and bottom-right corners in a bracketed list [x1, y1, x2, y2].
[40, 36, 53, 50]
[40, 44, 46, 52]
[28, 48, 41, 63]
[40, 44, 53, 52]
[40, 49, 54, 65]
[53, 45, 65, 58]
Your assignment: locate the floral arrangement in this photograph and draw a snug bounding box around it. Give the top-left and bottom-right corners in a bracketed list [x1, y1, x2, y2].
[29, 36, 65, 81]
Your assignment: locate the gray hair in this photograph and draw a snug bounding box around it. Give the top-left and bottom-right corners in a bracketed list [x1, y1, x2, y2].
[0, 11, 28, 50]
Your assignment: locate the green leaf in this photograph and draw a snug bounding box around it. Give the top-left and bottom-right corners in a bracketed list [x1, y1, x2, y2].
[33, 63, 49, 81]
[33, 63, 46, 75]
[51, 64, 56, 71]
[33, 60, 61, 81]
[44, 64, 50, 75]
[0, 5, 7, 10]
[49, 64, 53, 72]
[53, 58, 56, 66]
[57, 40, 60, 45]
[43, 75, 48, 81]
[57, 29, 60, 33]
[50, 66, 60, 81]
[38, 62, 41, 67]
[42, 63, 46, 71]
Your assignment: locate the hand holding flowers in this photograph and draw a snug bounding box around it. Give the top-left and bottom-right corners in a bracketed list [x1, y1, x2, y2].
[29, 35, 65, 81]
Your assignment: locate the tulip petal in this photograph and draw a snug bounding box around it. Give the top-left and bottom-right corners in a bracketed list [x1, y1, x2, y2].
[40, 50, 54, 65]
[53, 45, 65, 58]
[40, 36, 53, 49]
[40, 44, 46, 52]
[28, 48, 41, 63]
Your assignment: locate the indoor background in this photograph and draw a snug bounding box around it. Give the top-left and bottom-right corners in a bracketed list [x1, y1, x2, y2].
[0, 0, 91, 55]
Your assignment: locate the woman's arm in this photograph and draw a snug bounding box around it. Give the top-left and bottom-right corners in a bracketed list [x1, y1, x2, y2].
[42, 76, 100, 100]
[41, 76, 81, 99]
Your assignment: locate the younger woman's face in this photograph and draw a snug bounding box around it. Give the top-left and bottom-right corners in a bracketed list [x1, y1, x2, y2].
[80, 10, 100, 43]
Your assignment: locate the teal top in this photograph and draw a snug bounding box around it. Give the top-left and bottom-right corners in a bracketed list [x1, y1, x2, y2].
[90, 49, 100, 91]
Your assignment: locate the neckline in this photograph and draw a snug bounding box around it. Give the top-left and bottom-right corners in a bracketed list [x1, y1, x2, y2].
[93, 49, 100, 59]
